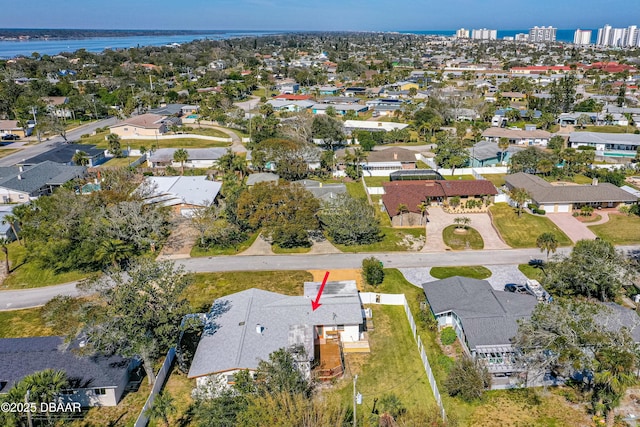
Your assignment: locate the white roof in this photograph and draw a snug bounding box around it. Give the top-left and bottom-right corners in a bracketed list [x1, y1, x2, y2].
[344, 120, 409, 132]
[142, 176, 221, 207]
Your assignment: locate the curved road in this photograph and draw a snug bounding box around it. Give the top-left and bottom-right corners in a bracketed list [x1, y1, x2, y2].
[4, 244, 639, 311]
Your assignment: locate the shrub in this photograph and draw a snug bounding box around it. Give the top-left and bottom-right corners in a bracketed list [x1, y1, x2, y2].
[534, 208, 546, 215]
[378, 393, 406, 419]
[445, 357, 492, 401]
[362, 256, 384, 286]
[80, 134, 90, 139]
[440, 327, 457, 346]
[271, 224, 311, 248]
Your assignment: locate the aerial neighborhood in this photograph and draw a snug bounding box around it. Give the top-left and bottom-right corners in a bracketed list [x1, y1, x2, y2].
[3, 25, 640, 427]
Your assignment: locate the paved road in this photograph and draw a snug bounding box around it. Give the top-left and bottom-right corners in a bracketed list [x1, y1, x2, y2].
[3, 245, 640, 311]
[0, 117, 118, 167]
[0, 282, 81, 311]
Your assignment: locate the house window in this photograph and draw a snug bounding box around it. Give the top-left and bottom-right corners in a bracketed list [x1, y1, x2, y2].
[60, 389, 75, 395]
[94, 388, 107, 395]
[123, 127, 128, 131]
[337, 325, 345, 331]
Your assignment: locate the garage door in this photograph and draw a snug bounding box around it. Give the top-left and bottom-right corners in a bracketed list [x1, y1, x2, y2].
[556, 204, 570, 213]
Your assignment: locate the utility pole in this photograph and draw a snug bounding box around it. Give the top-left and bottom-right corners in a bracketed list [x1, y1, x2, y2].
[353, 374, 358, 427]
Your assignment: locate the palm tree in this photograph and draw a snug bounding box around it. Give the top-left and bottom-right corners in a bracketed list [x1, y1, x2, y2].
[144, 391, 176, 427]
[498, 137, 510, 164]
[536, 232, 558, 260]
[107, 133, 123, 158]
[592, 347, 637, 427]
[94, 239, 135, 268]
[2, 213, 21, 246]
[537, 159, 554, 176]
[508, 187, 531, 217]
[7, 369, 68, 426]
[173, 148, 189, 175]
[72, 150, 90, 166]
[417, 202, 428, 226]
[0, 238, 9, 274]
[396, 204, 408, 226]
[345, 147, 367, 178]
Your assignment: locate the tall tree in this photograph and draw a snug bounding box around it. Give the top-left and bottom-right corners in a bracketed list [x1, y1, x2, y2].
[498, 137, 510, 163]
[80, 259, 193, 384]
[508, 187, 530, 217]
[173, 148, 189, 175]
[107, 133, 123, 158]
[319, 194, 381, 245]
[72, 150, 90, 166]
[536, 232, 558, 260]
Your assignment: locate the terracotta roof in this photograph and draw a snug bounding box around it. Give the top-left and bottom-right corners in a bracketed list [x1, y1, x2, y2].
[362, 147, 417, 163]
[273, 94, 313, 101]
[381, 180, 498, 214]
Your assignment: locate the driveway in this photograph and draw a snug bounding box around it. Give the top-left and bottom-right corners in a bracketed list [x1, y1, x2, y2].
[422, 207, 508, 251]
[546, 213, 597, 243]
[399, 264, 528, 292]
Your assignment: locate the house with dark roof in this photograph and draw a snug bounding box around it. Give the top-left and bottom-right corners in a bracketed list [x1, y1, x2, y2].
[505, 172, 638, 213]
[0, 161, 86, 203]
[295, 179, 347, 202]
[381, 180, 498, 226]
[188, 281, 366, 394]
[19, 144, 105, 167]
[469, 140, 523, 167]
[0, 336, 138, 406]
[422, 277, 537, 388]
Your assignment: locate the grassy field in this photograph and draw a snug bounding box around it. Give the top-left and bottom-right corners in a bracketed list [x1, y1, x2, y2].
[363, 176, 390, 187]
[0, 307, 53, 338]
[518, 264, 546, 282]
[82, 131, 232, 149]
[2, 243, 88, 289]
[430, 265, 492, 280]
[182, 127, 229, 138]
[190, 232, 259, 257]
[444, 174, 475, 181]
[542, 173, 593, 185]
[442, 225, 484, 250]
[186, 270, 312, 311]
[0, 148, 19, 158]
[482, 173, 506, 187]
[345, 180, 368, 201]
[589, 214, 640, 244]
[99, 156, 141, 168]
[333, 226, 425, 253]
[489, 203, 572, 248]
[582, 125, 636, 133]
[271, 244, 312, 254]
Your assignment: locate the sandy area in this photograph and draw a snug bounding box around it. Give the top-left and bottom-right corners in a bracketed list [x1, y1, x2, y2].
[308, 269, 363, 290]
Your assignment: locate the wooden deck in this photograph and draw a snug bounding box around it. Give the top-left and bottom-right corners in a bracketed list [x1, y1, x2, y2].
[314, 337, 344, 381]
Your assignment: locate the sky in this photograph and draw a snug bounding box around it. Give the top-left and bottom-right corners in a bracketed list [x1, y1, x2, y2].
[3, 0, 640, 31]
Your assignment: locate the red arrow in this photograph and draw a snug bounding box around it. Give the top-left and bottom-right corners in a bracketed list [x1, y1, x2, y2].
[311, 271, 330, 311]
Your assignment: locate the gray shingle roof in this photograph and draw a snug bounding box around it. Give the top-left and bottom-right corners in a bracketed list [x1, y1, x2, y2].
[0, 161, 86, 195]
[422, 277, 537, 350]
[20, 144, 104, 165]
[505, 172, 638, 204]
[471, 140, 523, 161]
[0, 336, 131, 392]
[246, 172, 279, 186]
[188, 287, 363, 378]
[569, 132, 640, 146]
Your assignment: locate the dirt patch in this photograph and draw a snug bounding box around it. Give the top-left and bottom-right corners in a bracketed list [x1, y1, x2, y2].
[157, 218, 198, 260]
[309, 269, 363, 290]
[399, 234, 425, 251]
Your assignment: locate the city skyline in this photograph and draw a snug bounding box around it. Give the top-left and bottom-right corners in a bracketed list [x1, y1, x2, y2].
[4, 0, 640, 31]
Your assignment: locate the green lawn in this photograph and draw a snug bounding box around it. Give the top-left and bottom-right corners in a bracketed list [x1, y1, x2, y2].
[271, 244, 312, 254]
[0, 148, 20, 159]
[2, 243, 88, 289]
[444, 174, 475, 181]
[430, 265, 492, 280]
[0, 307, 54, 338]
[370, 195, 392, 227]
[482, 173, 506, 187]
[82, 131, 232, 149]
[186, 270, 312, 311]
[190, 232, 259, 257]
[181, 127, 229, 138]
[99, 156, 141, 168]
[345, 181, 368, 201]
[442, 225, 484, 250]
[518, 264, 546, 282]
[542, 173, 593, 185]
[589, 214, 640, 244]
[363, 176, 390, 187]
[582, 125, 636, 133]
[489, 203, 572, 248]
[332, 226, 425, 253]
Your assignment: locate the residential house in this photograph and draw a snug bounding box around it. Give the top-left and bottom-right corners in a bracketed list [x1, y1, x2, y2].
[0, 336, 138, 406]
[109, 114, 171, 138]
[505, 172, 638, 213]
[149, 103, 198, 117]
[422, 277, 537, 389]
[277, 82, 300, 94]
[188, 282, 366, 393]
[568, 132, 640, 158]
[381, 180, 498, 226]
[359, 147, 418, 174]
[343, 120, 409, 135]
[0, 161, 86, 203]
[312, 104, 369, 116]
[295, 179, 347, 202]
[272, 94, 313, 101]
[246, 172, 279, 186]
[146, 148, 229, 169]
[0, 205, 18, 241]
[139, 175, 222, 216]
[319, 97, 362, 105]
[498, 92, 527, 102]
[318, 86, 341, 95]
[41, 96, 71, 119]
[0, 120, 28, 138]
[19, 144, 106, 167]
[482, 127, 551, 146]
[266, 99, 315, 112]
[469, 140, 523, 167]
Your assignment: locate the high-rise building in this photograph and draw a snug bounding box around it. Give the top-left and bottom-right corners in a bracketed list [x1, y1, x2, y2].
[597, 25, 612, 45]
[455, 28, 470, 38]
[528, 26, 557, 42]
[624, 26, 638, 47]
[573, 29, 592, 45]
[471, 28, 497, 40]
[597, 24, 640, 47]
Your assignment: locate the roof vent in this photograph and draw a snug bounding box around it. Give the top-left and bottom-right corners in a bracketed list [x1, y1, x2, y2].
[238, 321, 245, 326]
[17, 174, 21, 180]
[256, 324, 264, 335]
[79, 340, 86, 348]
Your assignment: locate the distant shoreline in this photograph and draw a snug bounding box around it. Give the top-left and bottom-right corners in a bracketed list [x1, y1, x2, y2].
[0, 28, 263, 41]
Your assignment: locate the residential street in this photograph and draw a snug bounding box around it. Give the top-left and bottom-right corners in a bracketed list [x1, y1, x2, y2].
[0, 117, 118, 167]
[0, 282, 81, 311]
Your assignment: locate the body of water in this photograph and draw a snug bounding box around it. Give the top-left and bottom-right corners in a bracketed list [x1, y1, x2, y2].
[0, 31, 276, 59]
[401, 29, 595, 44]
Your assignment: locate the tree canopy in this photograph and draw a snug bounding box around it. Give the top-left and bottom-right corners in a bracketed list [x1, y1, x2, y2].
[319, 193, 381, 245]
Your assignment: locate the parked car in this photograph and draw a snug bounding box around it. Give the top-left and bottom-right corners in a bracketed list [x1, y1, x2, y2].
[504, 283, 531, 295]
[1, 134, 19, 141]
